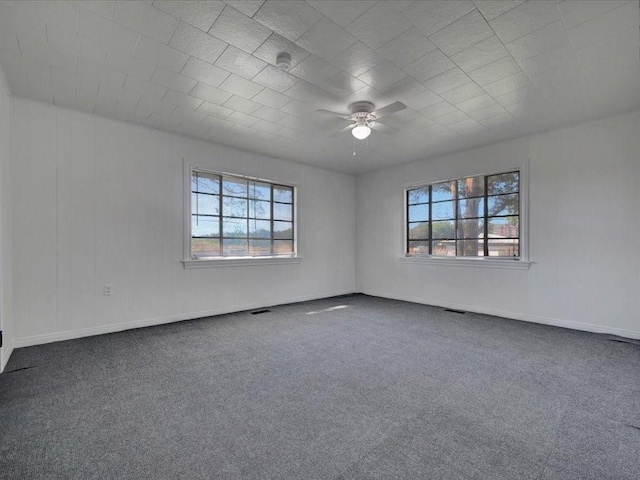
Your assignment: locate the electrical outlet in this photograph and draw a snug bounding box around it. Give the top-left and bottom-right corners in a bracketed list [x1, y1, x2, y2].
[104, 285, 112, 296]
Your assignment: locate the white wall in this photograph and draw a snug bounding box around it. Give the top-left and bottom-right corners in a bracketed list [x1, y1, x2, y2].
[0, 66, 13, 371]
[9, 97, 356, 348]
[356, 110, 640, 339]
[4, 97, 639, 366]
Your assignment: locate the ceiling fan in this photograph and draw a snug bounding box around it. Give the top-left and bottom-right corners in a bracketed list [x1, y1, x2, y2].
[316, 101, 407, 140]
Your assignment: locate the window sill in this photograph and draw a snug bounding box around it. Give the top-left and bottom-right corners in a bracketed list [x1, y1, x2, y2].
[183, 256, 302, 269]
[400, 256, 532, 270]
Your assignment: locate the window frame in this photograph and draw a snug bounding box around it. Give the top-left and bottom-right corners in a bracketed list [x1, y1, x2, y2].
[401, 163, 531, 269]
[183, 163, 299, 268]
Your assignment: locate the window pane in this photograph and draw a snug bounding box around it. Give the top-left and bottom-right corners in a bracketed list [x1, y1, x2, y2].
[457, 176, 484, 198]
[192, 216, 219, 237]
[222, 177, 248, 197]
[273, 221, 293, 239]
[273, 202, 292, 221]
[408, 222, 429, 240]
[274, 185, 293, 203]
[432, 181, 454, 202]
[192, 193, 219, 216]
[274, 239, 294, 254]
[222, 196, 247, 217]
[407, 241, 429, 255]
[459, 197, 484, 219]
[408, 204, 428, 222]
[488, 216, 519, 238]
[488, 194, 519, 216]
[249, 199, 271, 219]
[432, 220, 455, 239]
[488, 172, 519, 195]
[432, 201, 454, 220]
[457, 218, 484, 239]
[488, 239, 519, 257]
[457, 240, 484, 257]
[193, 171, 219, 194]
[192, 238, 220, 257]
[223, 239, 248, 255]
[432, 240, 455, 256]
[249, 240, 271, 255]
[408, 187, 428, 204]
[249, 181, 270, 200]
[249, 220, 271, 238]
[222, 217, 247, 237]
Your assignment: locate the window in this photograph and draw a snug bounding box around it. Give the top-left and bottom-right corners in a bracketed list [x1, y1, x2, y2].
[190, 169, 295, 259]
[406, 171, 520, 258]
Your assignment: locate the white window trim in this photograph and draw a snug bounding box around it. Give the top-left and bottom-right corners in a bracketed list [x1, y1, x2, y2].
[401, 160, 531, 269]
[183, 256, 303, 269]
[183, 160, 300, 268]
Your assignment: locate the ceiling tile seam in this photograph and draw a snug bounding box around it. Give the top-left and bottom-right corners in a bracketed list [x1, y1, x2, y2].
[150, 2, 223, 35]
[246, 1, 264, 20]
[107, 1, 116, 21]
[290, 5, 326, 43]
[471, 0, 523, 24]
[182, 84, 257, 135]
[352, 51, 446, 101]
[554, 0, 594, 100]
[251, 2, 324, 45]
[73, 2, 80, 35]
[485, 1, 559, 44]
[164, 15, 182, 47]
[572, 23, 640, 99]
[567, 3, 640, 50]
[368, 19, 430, 63]
[309, 0, 377, 32]
[561, 0, 636, 31]
[397, 3, 473, 39]
[223, 7, 264, 56]
[469, 4, 539, 102]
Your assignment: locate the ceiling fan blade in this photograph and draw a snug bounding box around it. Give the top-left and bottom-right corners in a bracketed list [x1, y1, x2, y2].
[329, 123, 355, 137]
[371, 122, 400, 135]
[316, 109, 350, 119]
[372, 101, 406, 119]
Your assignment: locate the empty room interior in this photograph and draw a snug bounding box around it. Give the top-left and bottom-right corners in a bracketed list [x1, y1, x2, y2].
[0, 0, 639, 478]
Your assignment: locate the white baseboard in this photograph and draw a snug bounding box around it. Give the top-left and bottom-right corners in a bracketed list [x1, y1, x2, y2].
[1, 342, 14, 372]
[362, 290, 640, 340]
[12, 289, 638, 350]
[12, 290, 357, 349]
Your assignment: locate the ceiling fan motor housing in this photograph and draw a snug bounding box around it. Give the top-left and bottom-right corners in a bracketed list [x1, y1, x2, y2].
[350, 101, 375, 115]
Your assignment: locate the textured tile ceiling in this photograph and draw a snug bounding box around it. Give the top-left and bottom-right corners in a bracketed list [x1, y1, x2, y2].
[0, 0, 638, 174]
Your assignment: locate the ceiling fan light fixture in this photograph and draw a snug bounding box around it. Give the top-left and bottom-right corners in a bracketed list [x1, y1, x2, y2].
[352, 125, 371, 140]
[352, 118, 371, 140]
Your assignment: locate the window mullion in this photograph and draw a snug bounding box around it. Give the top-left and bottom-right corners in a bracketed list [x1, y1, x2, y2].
[428, 186, 432, 255]
[453, 181, 458, 256]
[246, 195, 250, 255]
[483, 175, 489, 257]
[406, 191, 409, 254]
[270, 185, 274, 255]
[218, 176, 223, 255]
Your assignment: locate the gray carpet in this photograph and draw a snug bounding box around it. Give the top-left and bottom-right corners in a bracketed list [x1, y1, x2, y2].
[1, 294, 639, 480]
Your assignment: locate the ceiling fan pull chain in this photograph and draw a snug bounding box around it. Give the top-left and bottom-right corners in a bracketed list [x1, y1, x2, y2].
[353, 136, 356, 156]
